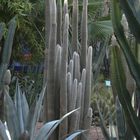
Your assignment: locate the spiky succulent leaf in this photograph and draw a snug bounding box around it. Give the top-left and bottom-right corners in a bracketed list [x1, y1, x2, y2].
[65, 130, 86, 140]
[0, 121, 9, 140]
[4, 89, 20, 140]
[0, 17, 16, 88]
[46, 108, 80, 139]
[119, 0, 140, 42]
[27, 85, 46, 139]
[111, 0, 140, 90]
[116, 97, 126, 140]
[34, 120, 59, 140]
[21, 93, 29, 126]
[0, 22, 5, 41]
[111, 46, 140, 139]
[14, 82, 24, 134]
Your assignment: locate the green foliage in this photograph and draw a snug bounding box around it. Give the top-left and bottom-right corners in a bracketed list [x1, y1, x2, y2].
[0, 0, 45, 64]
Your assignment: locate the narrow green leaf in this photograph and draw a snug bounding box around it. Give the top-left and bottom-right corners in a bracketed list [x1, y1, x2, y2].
[0, 22, 5, 41]
[111, 46, 140, 139]
[119, 0, 140, 42]
[111, 0, 140, 90]
[34, 120, 59, 140]
[4, 89, 20, 140]
[2, 17, 17, 64]
[0, 121, 9, 140]
[28, 85, 46, 140]
[116, 97, 126, 140]
[21, 93, 29, 126]
[46, 108, 80, 139]
[14, 82, 24, 134]
[65, 130, 86, 140]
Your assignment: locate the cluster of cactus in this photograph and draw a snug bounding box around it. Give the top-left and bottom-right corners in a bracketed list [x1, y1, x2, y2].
[0, 17, 17, 121]
[91, 84, 115, 127]
[44, 0, 93, 139]
[110, 0, 140, 139]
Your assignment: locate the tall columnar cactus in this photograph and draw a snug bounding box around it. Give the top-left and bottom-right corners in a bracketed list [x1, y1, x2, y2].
[83, 46, 93, 129]
[44, 0, 51, 84]
[44, 0, 93, 139]
[59, 13, 69, 138]
[45, 0, 57, 121]
[80, 0, 88, 70]
[57, 0, 62, 45]
[0, 17, 16, 121]
[72, 0, 79, 52]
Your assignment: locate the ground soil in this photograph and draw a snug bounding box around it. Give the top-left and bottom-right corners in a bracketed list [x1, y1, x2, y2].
[36, 123, 105, 140]
[89, 126, 105, 140]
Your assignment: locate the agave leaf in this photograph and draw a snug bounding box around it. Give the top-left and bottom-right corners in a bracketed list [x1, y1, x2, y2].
[4, 89, 20, 140]
[0, 22, 5, 41]
[116, 97, 126, 139]
[65, 130, 86, 140]
[111, 46, 140, 139]
[21, 93, 29, 126]
[14, 82, 24, 134]
[111, 0, 140, 89]
[34, 120, 59, 140]
[2, 17, 17, 64]
[0, 121, 9, 140]
[45, 108, 80, 139]
[119, 0, 140, 42]
[0, 17, 16, 87]
[27, 85, 46, 140]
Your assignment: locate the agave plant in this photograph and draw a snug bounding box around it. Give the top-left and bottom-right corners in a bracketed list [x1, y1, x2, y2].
[0, 17, 17, 121]
[0, 81, 84, 140]
[110, 0, 140, 139]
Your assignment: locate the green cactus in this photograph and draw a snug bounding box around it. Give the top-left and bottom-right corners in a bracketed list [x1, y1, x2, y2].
[80, 69, 86, 129]
[80, 0, 88, 70]
[57, 0, 62, 45]
[54, 45, 62, 119]
[82, 46, 92, 129]
[43, 0, 51, 84]
[59, 13, 69, 138]
[43, 0, 93, 139]
[45, 0, 57, 121]
[72, 0, 79, 52]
